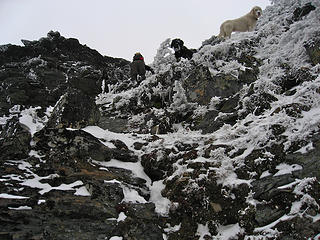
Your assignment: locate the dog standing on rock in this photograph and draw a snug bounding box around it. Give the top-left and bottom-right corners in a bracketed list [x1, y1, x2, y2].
[218, 6, 262, 39]
[170, 39, 196, 62]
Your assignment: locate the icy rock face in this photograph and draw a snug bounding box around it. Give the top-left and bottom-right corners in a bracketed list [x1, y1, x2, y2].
[1, 0, 320, 239]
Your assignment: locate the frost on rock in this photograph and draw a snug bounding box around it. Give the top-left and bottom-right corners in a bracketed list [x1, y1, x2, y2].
[152, 38, 175, 74]
[170, 80, 194, 114]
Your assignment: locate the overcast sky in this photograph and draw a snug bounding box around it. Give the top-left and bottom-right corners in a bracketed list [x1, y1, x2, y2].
[0, 0, 270, 64]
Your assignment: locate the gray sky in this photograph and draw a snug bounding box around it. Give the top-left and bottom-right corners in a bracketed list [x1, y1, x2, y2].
[0, 0, 270, 63]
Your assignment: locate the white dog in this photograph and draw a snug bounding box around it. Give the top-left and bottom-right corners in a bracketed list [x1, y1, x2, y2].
[218, 6, 262, 39]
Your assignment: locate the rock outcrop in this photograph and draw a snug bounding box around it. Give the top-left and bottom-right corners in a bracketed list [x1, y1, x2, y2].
[1, 1, 320, 239]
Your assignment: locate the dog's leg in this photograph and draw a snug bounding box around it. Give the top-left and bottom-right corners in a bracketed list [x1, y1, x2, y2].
[248, 23, 256, 32]
[218, 24, 227, 38]
[224, 23, 233, 38]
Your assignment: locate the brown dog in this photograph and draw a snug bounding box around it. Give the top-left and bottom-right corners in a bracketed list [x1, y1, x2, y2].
[218, 6, 262, 39]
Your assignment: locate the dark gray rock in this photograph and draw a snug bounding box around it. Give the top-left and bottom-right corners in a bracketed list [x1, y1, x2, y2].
[252, 174, 296, 200]
[279, 67, 315, 94]
[292, 3, 316, 22]
[287, 134, 320, 180]
[192, 110, 238, 133]
[276, 216, 320, 240]
[114, 203, 164, 240]
[33, 128, 113, 162]
[0, 31, 130, 118]
[183, 66, 243, 105]
[0, 117, 31, 160]
[141, 148, 176, 181]
[98, 115, 129, 133]
[255, 204, 286, 227]
[46, 89, 101, 129]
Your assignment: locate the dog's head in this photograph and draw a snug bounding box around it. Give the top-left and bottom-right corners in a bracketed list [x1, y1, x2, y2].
[171, 39, 184, 52]
[251, 6, 262, 19]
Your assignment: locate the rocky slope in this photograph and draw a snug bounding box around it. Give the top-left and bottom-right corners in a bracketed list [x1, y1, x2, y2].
[1, 0, 320, 239]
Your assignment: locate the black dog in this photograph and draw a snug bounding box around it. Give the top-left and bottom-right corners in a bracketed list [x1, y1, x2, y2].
[170, 38, 196, 62]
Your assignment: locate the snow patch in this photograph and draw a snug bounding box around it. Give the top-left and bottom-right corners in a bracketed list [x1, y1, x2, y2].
[215, 223, 244, 240]
[0, 193, 29, 199]
[8, 206, 32, 210]
[74, 186, 91, 196]
[122, 186, 147, 204]
[19, 106, 47, 136]
[274, 163, 303, 176]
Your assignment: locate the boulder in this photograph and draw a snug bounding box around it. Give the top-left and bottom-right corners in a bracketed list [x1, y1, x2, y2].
[286, 133, 320, 180]
[33, 128, 112, 162]
[0, 117, 31, 160]
[46, 89, 100, 129]
[183, 66, 244, 105]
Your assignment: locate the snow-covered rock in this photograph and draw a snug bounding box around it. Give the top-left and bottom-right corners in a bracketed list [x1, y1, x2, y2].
[0, 0, 319, 239]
